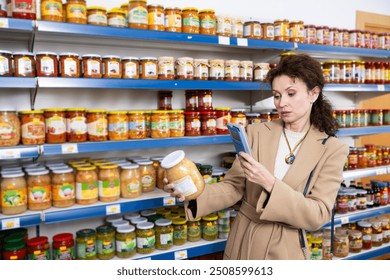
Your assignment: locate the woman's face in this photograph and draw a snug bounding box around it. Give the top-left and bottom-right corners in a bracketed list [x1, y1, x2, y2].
[272, 75, 318, 130]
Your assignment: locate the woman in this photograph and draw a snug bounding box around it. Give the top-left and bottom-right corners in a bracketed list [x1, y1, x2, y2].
[164, 54, 349, 260]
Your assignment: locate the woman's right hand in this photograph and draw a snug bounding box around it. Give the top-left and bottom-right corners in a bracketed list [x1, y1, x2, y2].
[163, 178, 186, 202]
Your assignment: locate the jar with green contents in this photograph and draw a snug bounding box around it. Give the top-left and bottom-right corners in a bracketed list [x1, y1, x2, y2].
[136, 222, 155, 254]
[115, 225, 136, 258]
[172, 218, 187, 245]
[155, 218, 173, 250]
[96, 225, 115, 259]
[187, 218, 201, 242]
[76, 229, 97, 260]
[201, 214, 218, 241]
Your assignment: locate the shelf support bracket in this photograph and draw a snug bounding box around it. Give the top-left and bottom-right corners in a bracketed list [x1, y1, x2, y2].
[30, 78, 38, 110]
[29, 20, 37, 53]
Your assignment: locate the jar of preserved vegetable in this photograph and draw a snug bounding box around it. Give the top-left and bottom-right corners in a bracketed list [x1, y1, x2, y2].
[185, 90, 198, 111]
[185, 111, 201, 136]
[169, 110, 185, 137]
[82, 54, 102, 78]
[98, 165, 120, 202]
[115, 225, 136, 258]
[384, 109, 390, 125]
[161, 150, 205, 201]
[59, 53, 80, 78]
[151, 110, 170, 138]
[288, 21, 304, 43]
[274, 19, 289, 41]
[176, 57, 194, 80]
[356, 188, 367, 210]
[357, 147, 368, 169]
[128, 0, 148, 29]
[36, 52, 58, 77]
[164, 7, 182, 32]
[147, 4, 164, 31]
[243, 21, 261, 39]
[140, 57, 158, 79]
[96, 225, 115, 260]
[197, 90, 213, 111]
[108, 8, 126, 28]
[51, 167, 75, 208]
[199, 9, 216, 35]
[209, 59, 224, 80]
[127, 111, 146, 139]
[10, 0, 36, 19]
[370, 219, 383, 247]
[200, 165, 213, 184]
[27, 170, 51, 211]
[357, 221, 372, 250]
[76, 229, 97, 260]
[310, 234, 323, 260]
[182, 7, 199, 34]
[336, 188, 348, 214]
[75, 166, 98, 205]
[193, 58, 209, 80]
[87, 6, 107, 26]
[108, 111, 128, 141]
[138, 160, 156, 193]
[0, 110, 20, 147]
[27, 236, 50, 260]
[87, 109, 108, 142]
[202, 214, 218, 241]
[230, 109, 247, 127]
[215, 107, 231, 134]
[43, 108, 66, 144]
[200, 111, 217, 136]
[102, 55, 121, 79]
[121, 57, 139, 79]
[348, 147, 358, 170]
[155, 218, 173, 250]
[13, 52, 36, 77]
[52, 233, 75, 260]
[157, 57, 175, 80]
[224, 60, 240, 81]
[120, 163, 141, 198]
[172, 218, 187, 245]
[136, 222, 155, 254]
[66, 0, 86, 24]
[370, 109, 383, 126]
[187, 218, 201, 242]
[66, 108, 87, 143]
[1, 172, 27, 215]
[0, 50, 12, 76]
[380, 217, 390, 243]
[322, 233, 332, 260]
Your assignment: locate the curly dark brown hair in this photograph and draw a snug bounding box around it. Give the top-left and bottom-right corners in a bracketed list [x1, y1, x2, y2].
[266, 54, 338, 136]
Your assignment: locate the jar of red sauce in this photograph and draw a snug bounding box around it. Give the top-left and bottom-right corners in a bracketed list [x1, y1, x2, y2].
[185, 111, 201, 136]
[10, 0, 36, 19]
[27, 236, 50, 260]
[197, 90, 213, 111]
[2, 241, 27, 260]
[52, 233, 75, 260]
[158, 91, 172, 110]
[230, 109, 247, 127]
[185, 90, 198, 111]
[200, 111, 217, 136]
[66, 108, 87, 142]
[215, 107, 231, 134]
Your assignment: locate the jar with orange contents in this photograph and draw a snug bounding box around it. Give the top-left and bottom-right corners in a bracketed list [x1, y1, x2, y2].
[36, 52, 59, 77]
[108, 111, 128, 141]
[66, 0, 87, 24]
[51, 167, 75, 208]
[369, 219, 383, 247]
[107, 8, 127, 28]
[365, 144, 377, 168]
[138, 160, 156, 193]
[59, 53, 80, 78]
[147, 4, 164, 31]
[348, 147, 358, 170]
[197, 90, 213, 111]
[316, 26, 331, 45]
[199, 9, 216, 35]
[288, 21, 304, 43]
[200, 111, 217, 136]
[182, 7, 199, 34]
[0, 51, 12, 77]
[243, 21, 261, 39]
[102, 55, 122, 79]
[193, 59, 209, 80]
[164, 7, 182, 32]
[19, 110, 45, 145]
[86, 109, 108, 142]
[215, 107, 231, 134]
[128, 0, 148, 29]
[27, 170, 52, 211]
[87, 6, 107, 26]
[246, 112, 261, 125]
[157, 57, 175, 80]
[75, 166, 98, 205]
[82, 54, 102, 78]
[151, 110, 170, 138]
[260, 112, 271, 122]
[66, 108, 87, 143]
[13, 52, 36, 77]
[128, 111, 146, 139]
[176, 57, 194, 80]
[169, 110, 185, 137]
[274, 19, 289, 41]
[261, 22, 274, 40]
[357, 147, 368, 169]
[230, 109, 247, 127]
[140, 57, 158, 79]
[98, 165, 120, 202]
[185, 111, 201, 136]
[122, 57, 139, 79]
[44, 108, 66, 144]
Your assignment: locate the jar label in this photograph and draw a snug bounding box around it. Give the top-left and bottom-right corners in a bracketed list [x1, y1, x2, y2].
[53, 246, 74, 260]
[225, 65, 240, 79]
[67, 4, 87, 20]
[18, 57, 33, 75]
[188, 225, 201, 239]
[87, 119, 107, 136]
[240, 66, 253, 79]
[164, 14, 181, 28]
[148, 11, 164, 26]
[46, 116, 66, 135]
[1, 188, 27, 208]
[173, 228, 187, 241]
[39, 56, 55, 74]
[67, 116, 87, 134]
[310, 248, 322, 260]
[143, 62, 157, 77]
[0, 57, 10, 74]
[177, 63, 194, 78]
[12, 0, 36, 13]
[53, 183, 75, 201]
[28, 185, 51, 204]
[41, 1, 62, 17]
[97, 238, 115, 255]
[22, 120, 45, 140]
[349, 239, 362, 249]
[128, 120, 145, 131]
[104, 61, 120, 77]
[372, 233, 383, 243]
[108, 122, 127, 134]
[129, 6, 148, 24]
[254, 68, 269, 81]
[136, 236, 155, 249]
[217, 18, 231, 35]
[383, 229, 390, 239]
[28, 249, 50, 260]
[158, 62, 174, 76]
[98, 179, 120, 197]
[200, 18, 215, 29]
[169, 119, 184, 131]
[151, 119, 169, 133]
[76, 239, 96, 258]
[88, 12, 107, 25]
[183, 17, 199, 27]
[108, 16, 126, 27]
[210, 65, 224, 79]
[159, 232, 173, 245]
[124, 62, 138, 78]
[63, 58, 78, 76]
[0, 122, 16, 140]
[76, 181, 98, 199]
[87, 60, 101, 75]
[231, 117, 247, 127]
[116, 238, 136, 253]
[141, 174, 154, 188]
[172, 175, 197, 197]
[126, 179, 141, 194]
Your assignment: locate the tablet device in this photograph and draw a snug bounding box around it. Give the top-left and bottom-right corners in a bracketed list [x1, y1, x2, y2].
[227, 123, 253, 157]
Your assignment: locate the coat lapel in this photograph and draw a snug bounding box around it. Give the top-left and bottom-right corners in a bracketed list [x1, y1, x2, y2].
[259, 120, 283, 174]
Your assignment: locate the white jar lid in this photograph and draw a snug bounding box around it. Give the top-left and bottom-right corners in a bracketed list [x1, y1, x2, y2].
[112, 220, 130, 228]
[124, 212, 140, 220]
[130, 217, 148, 224]
[27, 169, 50, 176]
[105, 214, 123, 224]
[161, 150, 185, 169]
[116, 225, 135, 233]
[120, 163, 139, 169]
[51, 167, 74, 174]
[136, 221, 154, 230]
[155, 218, 172, 227]
[0, 171, 25, 178]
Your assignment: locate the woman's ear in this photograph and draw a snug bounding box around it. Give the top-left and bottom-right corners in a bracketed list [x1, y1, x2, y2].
[309, 86, 320, 103]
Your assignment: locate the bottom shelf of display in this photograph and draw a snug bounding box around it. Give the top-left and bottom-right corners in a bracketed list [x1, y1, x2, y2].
[337, 242, 390, 260]
[117, 239, 227, 260]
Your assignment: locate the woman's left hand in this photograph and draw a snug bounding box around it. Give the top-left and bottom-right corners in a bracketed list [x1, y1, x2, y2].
[238, 152, 275, 192]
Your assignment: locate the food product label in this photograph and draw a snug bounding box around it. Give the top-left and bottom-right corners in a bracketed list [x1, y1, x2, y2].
[0, 122, 15, 140]
[128, 120, 145, 131]
[141, 175, 154, 187]
[46, 116, 66, 135]
[126, 179, 141, 194]
[0, 56, 9, 74]
[108, 122, 127, 134]
[173, 228, 187, 241]
[202, 94, 212, 106]
[200, 19, 215, 29]
[159, 232, 173, 245]
[18, 57, 32, 75]
[310, 248, 322, 260]
[39, 56, 54, 75]
[143, 62, 157, 77]
[129, 6, 147, 24]
[158, 62, 174, 76]
[371, 233, 383, 243]
[28, 185, 51, 204]
[265, 26, 274, 38]
[188, 225, 200, 239]
[116, 238, 136, 253]
[254, 68, 268, 81]
[225, 65, 239, 79]
[183, 17, 199, 27]
[1, 188, 27, 208]
[53, 246, 74, 260]
[164, 14, 181, 28]
[349, 239, 362, 249]
[136, 236, 155, 249]
[63, 58, 77, 76]
[217, 18, 231, 35]
[76, 181, 98, 199]
[76, 239, 96, 258]
[21, 120, 45, 140]
[87, 119, 107, 136]
[41, 0, 62, 16]
[12, 0, 35, 13]
[253, 25, 261, 37]
[108, 16, 126, 27]
[148, 11, 164, 26]
[203, 223, 218, 236]
[194, 64, 209, 79]
[104, 61, 120, 76]
[151, 119, 169, 132]
[169, 120, 184, 131]
[67, 116, 87, 134]
[206, 119, 216, 128]
[87, 60, 101, 75]
[52, 183, 75, 201]
[243, 25, 252, 37]
[98, 179, 120, 197]
[210, 65, 224, 79]
[88, 12, 107, 25]
[216, 116, 229, 130]
[240, 66, 253, 79]
[124, 62, 138, 77]
[67, 4, 87, 20]
[97, 238, 115, 254]
[172, 175, 197, 197]
[203, 174, 213, 184]
[190, 119, 201, 129]
[383, 230, 390, 239]
[231, 117, 247, 127]
[28, 249, 50, 260]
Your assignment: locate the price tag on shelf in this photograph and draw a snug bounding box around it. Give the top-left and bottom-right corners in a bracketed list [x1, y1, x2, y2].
[340, 216, 349, 225]
[236, 38, 248, 47]
[0, 18, 9, 28]
[377, 85, 385, 91]
[61, 143, 78, 154]
[0, 149, 21, 159]
[163, 196, 176, 206]
[1, 218, 20, 230]
[175, 250, 188, 260]
[376, 168, 387, 176]
[218, 36, 230, 45]
[106, 204, 121, 215]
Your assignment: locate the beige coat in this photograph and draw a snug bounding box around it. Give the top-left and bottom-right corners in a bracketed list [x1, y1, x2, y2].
[185, 119, 349, 260]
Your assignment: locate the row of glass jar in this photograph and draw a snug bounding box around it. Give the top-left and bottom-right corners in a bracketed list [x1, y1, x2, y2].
[0, 51, 272, 82]
[333, 108, 390, 128]
[346, 145, 390, 170]
[322, 60, 390, 84]
[307, 214, 390, 260]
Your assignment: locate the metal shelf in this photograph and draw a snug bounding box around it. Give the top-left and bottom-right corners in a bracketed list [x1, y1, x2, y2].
[337, 126, 390, 137]
[0, 77, 36, 89]
[0, 145, 40, 160]
[324, 84, 390, 92]
[338, 243, 390, 260]
[0, 211, 42, 230]
[343, 165, 390, 180]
